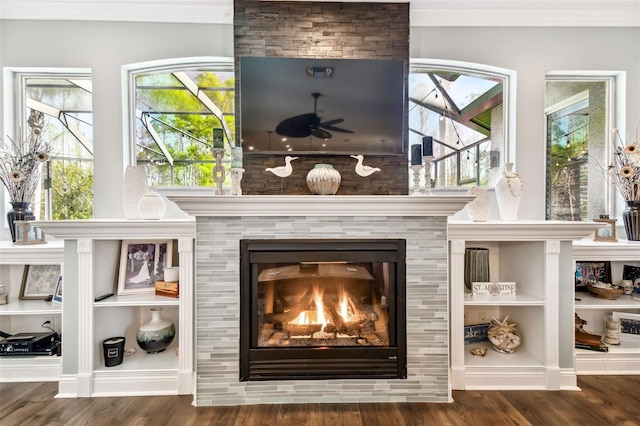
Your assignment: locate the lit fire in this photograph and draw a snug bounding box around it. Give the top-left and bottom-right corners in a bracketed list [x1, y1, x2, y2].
[290, 284, 356, 329]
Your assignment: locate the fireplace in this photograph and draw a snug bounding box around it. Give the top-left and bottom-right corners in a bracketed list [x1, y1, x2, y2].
[167, 195, 471, 405]
[240, 239, 406, 381]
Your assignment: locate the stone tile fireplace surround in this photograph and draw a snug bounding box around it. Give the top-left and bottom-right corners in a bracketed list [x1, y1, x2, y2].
[170, 195, 471, 406]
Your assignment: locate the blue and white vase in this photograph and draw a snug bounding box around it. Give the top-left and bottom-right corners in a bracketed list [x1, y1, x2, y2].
[136, 307, 175, 354]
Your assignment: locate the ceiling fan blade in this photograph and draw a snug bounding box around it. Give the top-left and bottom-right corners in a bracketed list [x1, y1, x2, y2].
[317, 118, 344, 127]
[311, 128, 332, 139]
[322, 124, 354, 134]
[275, 113, 318, 138]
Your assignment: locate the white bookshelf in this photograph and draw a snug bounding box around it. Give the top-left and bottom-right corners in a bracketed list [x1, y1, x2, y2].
[449, 220, 601, 391]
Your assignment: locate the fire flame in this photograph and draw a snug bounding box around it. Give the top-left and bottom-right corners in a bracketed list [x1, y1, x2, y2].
[290, 284, 355, 328]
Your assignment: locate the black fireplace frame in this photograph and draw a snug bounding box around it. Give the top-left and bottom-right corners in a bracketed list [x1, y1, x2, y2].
[239, 239, 407, 381]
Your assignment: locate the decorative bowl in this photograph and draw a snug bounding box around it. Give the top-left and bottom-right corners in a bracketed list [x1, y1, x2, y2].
[586, 282, 623, 300]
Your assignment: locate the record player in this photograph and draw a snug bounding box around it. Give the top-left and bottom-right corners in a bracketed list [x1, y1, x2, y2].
[0, 332, 60, 356]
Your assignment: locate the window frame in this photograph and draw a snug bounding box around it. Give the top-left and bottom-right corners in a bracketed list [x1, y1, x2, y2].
[2, 67, 93, 221]
[545, 71, 625, 219]
[409, 58, 517, 190]
[122, 56, 234, 190]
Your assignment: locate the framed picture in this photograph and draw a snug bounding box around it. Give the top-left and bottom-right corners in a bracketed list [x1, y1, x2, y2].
[575, 261, 611, 292]
[612, 312, 640, 343]
[622, 265, 640, 294]
[19, 264, 62, 300]
[52, 275, 63, 304]
[117, 240, 173, 295]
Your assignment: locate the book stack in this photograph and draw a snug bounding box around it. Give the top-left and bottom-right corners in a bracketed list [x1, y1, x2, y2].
[155, 280, 179, 298]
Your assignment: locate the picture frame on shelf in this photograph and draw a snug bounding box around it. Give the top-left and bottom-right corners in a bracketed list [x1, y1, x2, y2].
[622, 265, 640, 294]
[52, 275, 63, 304]
[19, 264, 62, 300]
[612, 312, 640, 343]
[592, 216, 617, 242]
[117, 240, 173, 295]
[575, 261, 611, 292]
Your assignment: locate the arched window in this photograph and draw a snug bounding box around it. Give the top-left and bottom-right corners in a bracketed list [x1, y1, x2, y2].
[409, 59, 516, 188]
[123, 57, 234, 188]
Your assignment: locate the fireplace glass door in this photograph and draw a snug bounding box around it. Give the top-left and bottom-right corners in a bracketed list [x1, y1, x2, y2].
[240, 239, 406, 381]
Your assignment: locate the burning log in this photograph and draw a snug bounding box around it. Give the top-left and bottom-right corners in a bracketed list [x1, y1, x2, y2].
[265, 288, 314, 324]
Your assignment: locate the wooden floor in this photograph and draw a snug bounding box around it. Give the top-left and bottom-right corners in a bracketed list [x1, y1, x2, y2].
[1, 376, 639, 426]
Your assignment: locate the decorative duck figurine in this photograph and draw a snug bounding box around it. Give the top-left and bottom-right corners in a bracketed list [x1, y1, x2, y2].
[350, 155, 381, 177]
[266, 156, 298, 178]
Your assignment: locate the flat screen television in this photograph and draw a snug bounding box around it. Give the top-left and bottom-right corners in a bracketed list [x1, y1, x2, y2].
[239, 56, 406, 155]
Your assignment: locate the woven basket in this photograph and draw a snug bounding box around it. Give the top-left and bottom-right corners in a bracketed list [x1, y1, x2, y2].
[586, 282, 623, 300]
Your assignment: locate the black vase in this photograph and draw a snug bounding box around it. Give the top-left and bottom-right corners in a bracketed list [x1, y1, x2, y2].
[622, 200, 640, 241]
[6, 201, 35, 243]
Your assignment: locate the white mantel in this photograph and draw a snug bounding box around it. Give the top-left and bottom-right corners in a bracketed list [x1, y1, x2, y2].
[167, 195, 474, 217]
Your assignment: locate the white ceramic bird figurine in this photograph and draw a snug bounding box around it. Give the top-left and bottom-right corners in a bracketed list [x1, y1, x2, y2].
[266, 156, 298, 178]
[351, 155, 381, 177]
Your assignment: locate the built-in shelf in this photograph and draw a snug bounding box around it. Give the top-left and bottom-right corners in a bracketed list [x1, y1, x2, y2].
[0, 300, 62, 315]
[572, 238, 640, 376]
[35, 219, 196, 398]
[575, 293, 640, 310]
[94, 294, 180, 308]
[463, 341, 544, 367]
[464, 294, 545, 306]
[450, 220, 602, 391]
[0, 241, 65, 383]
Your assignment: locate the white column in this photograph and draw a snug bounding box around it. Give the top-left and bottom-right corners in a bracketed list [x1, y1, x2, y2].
[544, 239, 561, 390]
[449, 239, 466, 390]
[177, 237, 194, 395]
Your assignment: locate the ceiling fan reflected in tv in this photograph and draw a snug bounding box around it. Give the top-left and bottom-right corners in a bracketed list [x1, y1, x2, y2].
[239, 56, 406, 155]
[275, 92, 354, 140]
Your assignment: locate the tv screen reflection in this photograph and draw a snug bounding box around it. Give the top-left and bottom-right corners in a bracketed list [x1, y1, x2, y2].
[240, 56, 405, 155]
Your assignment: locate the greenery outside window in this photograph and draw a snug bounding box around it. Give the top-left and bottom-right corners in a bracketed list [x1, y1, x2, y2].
[125, 58, 234, 188]
[5, 71, 94, 220]
[545, 76, 616, 221]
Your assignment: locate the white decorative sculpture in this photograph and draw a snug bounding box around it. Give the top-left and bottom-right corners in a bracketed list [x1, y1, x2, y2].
[350, 154, 381, 177]
[265, 156, 298, 178]
[466, 187, 491, 221]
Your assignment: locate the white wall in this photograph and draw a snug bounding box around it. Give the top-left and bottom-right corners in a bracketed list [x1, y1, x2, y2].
[412, 26, 640, 219]
[1, 21, 638, 220]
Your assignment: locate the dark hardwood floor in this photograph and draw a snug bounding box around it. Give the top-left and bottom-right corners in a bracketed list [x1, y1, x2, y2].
[1, 376, 639, 426]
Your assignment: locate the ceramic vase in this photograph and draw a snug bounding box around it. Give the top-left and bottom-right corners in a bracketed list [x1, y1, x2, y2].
[6, 201, 35, 243]
[622, 200, 640, 241]
[495, 163, 523, 221]
[603, 314, 621, 345]
[306, 164, 341, 195]
[136, 307, 175, 354]
[464, 248, 490, 290]
[137, 188, 166, 220]
[123, 165, 149, 219]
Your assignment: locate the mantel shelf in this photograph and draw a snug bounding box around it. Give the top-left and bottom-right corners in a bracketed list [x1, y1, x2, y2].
[33, 219, 196, 240]
[448, 220, 604, 241]
[167, 195, 474, 217]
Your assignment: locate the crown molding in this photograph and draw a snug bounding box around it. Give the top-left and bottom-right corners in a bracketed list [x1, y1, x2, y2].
[1, 0, 639, 27]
